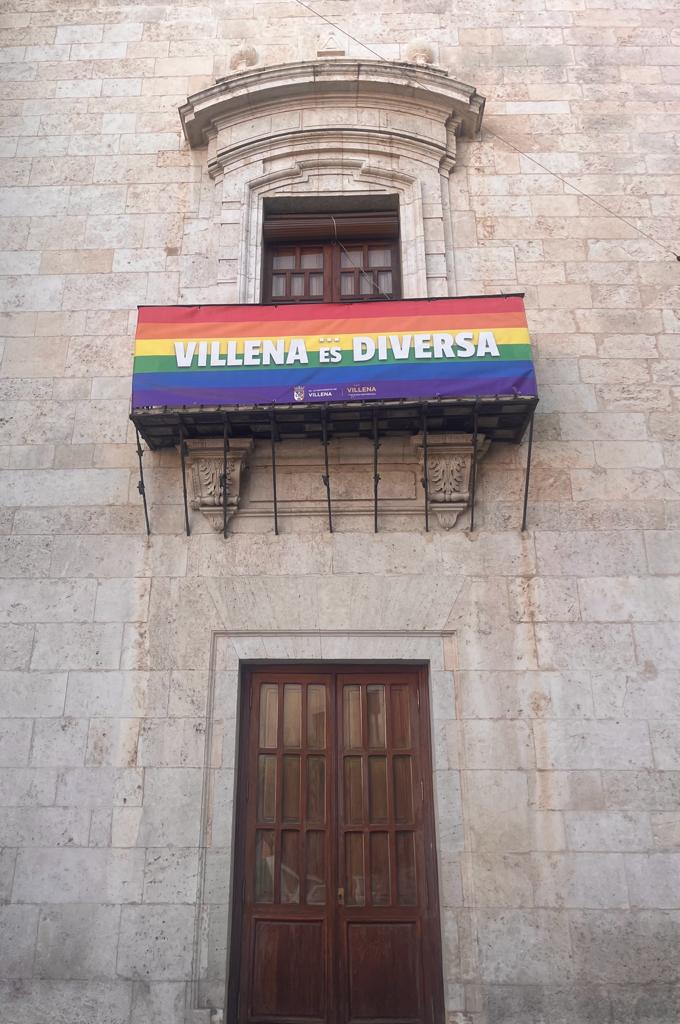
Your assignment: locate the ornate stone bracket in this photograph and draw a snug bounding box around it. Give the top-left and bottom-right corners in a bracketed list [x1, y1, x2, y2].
[410, 432, 489, 529]
[185, 438, 254, 532]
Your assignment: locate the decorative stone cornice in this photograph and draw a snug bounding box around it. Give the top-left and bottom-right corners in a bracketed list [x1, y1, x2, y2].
[185, 438, 254, 532]
[179, 58, 485, 149]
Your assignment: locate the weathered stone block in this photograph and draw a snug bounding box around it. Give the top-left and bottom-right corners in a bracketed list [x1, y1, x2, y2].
[477, 909, 573, 984]
[0, 807, 90, 847]
[130, 981, 187, 1024]
[626, 854, 680, 909]
[0, 981, 133, 1024]
[534, 720, 652, 770]
[143, 848, 199, 903]
[116, 905, 195, 980]
[31, 623, 123, 671]
[0, 905, 39, 979]
[86, 718, 140, 768]
[65, 671, 169, 718]
[13, 848, 145, 904]
[463, 720, 535, 770]
[135, 768, 203, 848]
[535, 623, 636, 672]
[0, 719, 33, 766]
[533, 852, 629, 909]
[565, 811, 653, 852]
[535, 531, 646, 576]
[35, 904, 120, 980]
[464, 770, 532, 853]
[570, 910, 680, 983]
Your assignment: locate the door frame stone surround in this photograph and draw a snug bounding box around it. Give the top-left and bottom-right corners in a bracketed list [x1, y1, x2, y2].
[188, 627, 469, 1022]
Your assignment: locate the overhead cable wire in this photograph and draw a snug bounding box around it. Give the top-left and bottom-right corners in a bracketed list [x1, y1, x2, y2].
[483, 126, 680, 262]
[294, 0, 679, 263]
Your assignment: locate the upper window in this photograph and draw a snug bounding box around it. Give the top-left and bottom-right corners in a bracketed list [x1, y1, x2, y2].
[262, 206, 401, 304]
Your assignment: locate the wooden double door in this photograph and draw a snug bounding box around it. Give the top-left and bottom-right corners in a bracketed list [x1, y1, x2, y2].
[229, 666, 444, 1024]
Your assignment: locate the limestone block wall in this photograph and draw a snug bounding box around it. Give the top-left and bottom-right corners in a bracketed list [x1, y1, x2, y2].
[1, 2, 679, 1024]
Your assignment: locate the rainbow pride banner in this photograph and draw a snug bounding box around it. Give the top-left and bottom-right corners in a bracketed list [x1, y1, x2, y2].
[132, 295, 536, 410]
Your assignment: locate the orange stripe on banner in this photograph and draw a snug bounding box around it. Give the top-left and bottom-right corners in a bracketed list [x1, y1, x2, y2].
[135, 312, 528, 340]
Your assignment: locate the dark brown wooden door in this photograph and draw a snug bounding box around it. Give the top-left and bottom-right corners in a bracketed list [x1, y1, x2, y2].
[231, 667, 443, 1024]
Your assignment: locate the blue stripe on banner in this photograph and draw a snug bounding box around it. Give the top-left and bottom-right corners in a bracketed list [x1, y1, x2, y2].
[132, 363, 538, 408]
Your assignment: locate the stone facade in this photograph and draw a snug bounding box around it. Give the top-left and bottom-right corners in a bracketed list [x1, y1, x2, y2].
[1, 2, 679, 1024]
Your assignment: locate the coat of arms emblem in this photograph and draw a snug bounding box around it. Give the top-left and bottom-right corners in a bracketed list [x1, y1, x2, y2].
[293, 386, 305, 402]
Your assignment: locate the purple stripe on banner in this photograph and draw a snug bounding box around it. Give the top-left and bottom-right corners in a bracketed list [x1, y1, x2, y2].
[132, 365, 538, 409]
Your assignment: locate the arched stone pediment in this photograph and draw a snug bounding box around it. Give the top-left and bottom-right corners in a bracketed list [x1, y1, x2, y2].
[180, 58, 485, 152]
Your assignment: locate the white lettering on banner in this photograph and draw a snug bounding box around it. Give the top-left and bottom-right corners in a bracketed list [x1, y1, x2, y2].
[353, 337, 375, 361]
[287, 338, 309, 364]
[477, 331, 501, 357]
[210, 341, 226, 367]
[455, 331, 475, 358]
[262, 340, 285, 365]
[243, 340, 261, 365]
[172, 331, 503, 367]
[174, 341, 196, 367]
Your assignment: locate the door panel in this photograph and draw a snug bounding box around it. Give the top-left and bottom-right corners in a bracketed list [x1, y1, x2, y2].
[347, 922, 421, 1021]
[251, 920, 326, 1018]
[234, 667, 443, 1024]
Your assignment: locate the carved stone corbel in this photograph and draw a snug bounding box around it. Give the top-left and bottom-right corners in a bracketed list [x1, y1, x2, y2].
[185, 438, 254, 532]
[410, 432, 489, 529]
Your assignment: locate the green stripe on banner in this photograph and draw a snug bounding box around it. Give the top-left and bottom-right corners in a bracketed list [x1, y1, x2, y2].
[133, 344, 534, 375]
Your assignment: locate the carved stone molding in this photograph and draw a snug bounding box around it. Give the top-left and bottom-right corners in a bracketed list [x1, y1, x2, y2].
[410, 432, 489, 529]
[185, 438, 254, 532]
[179, 59, 485, 149]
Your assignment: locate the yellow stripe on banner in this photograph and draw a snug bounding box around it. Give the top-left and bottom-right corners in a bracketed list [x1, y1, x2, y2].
[135, 327, 531, 358]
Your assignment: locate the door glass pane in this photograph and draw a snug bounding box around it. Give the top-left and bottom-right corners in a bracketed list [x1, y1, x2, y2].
[255, 830, 275, 902]
[273, 253, 295, 270]
[344, 756, 363, 825]
[271, 274, 286, 297]
[259, 684, 278, 748]
[280, 831, 300, 904]
[368, 247, 391, 267]
[345, 833, 365, 906]
[370, 832, 390, 906]
[396, 831, 417, 905]
[283, 684, 302, 748]
[368, 756, 388, 823]
[390, 686, 411, 749]
[307, 685, 326, 749]
[301, 251, 323, 269]
[257, 754, 276, 823]
[393, 756, 414, 824]
[306, 755, 326, 824]
[340, 249, 361, 269]
[291, 273, 305, 297]
[360, 274, 374, 295]
[378, 270, 393, 293]
[340, 273, 355, 296]
[367, 685, 386, 748]
[306, 831, 326, 905]
[309, 273, 324, 296]
[343, 685, 362, 749]
[282, 754, 300, 822]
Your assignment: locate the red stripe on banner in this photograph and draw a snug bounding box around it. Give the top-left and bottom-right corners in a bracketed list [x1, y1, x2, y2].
[136, 295, 526, 326]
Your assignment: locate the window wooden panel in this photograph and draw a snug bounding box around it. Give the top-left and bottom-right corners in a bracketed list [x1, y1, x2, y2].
[263, 240, 401, 304]
[262, 212, 402, 304]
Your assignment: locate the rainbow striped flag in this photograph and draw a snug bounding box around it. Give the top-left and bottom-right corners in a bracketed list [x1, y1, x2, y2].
[132, 295, 536, 410]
